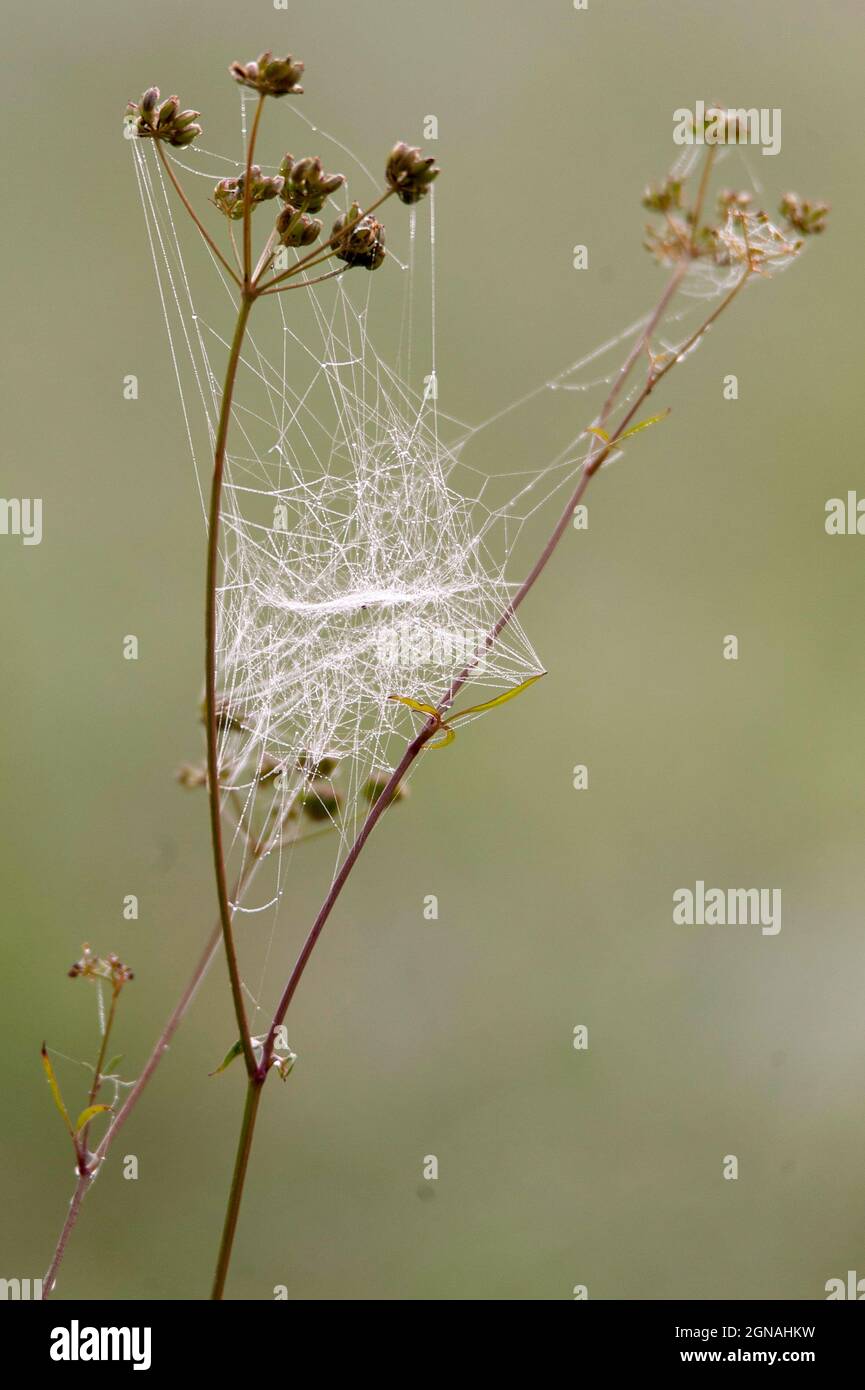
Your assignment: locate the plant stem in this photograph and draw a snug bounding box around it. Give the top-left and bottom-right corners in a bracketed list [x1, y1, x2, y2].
[243, 95, 266, 282]
[155, 143, 241, 286]
[40, 799, 307, 1298]
[211, 1076, 264, 1300]
[87, 990, 118, 1109]
[205, 291, 258, 1078]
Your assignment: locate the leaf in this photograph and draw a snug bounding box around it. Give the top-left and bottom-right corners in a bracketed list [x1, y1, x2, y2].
[447, 673, 546, 727]
[75, 1105, 112, 1135]
[387, 694, 438, 717]
[103, 1054, 124, 1076]
[41, 1043, 74, 1138]
[210, 1039, 244, 1077]
[583, 408, 670, 450]
[618, 408, 671, 441]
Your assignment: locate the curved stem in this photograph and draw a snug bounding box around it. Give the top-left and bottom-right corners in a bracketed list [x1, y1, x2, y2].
[155, 143, 241, 286]
[206, 293, 259, 1077]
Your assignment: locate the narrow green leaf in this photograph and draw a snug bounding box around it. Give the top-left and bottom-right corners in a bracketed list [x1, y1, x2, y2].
[103, 1054, 124, 1076]
[75, 1104, 112, 1135]
[388, 694, 438, 717]
[618, 407, 671, 442]
[448, 673, 546, 726]
[41, 1043, 74, 1138]
[210, 1039, 244, 1077]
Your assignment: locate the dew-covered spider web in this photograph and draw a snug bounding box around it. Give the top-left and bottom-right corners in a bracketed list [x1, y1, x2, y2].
[130, 102, 799, 1027]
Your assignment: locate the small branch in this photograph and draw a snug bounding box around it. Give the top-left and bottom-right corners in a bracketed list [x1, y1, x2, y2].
[255, 190, 394, 294]
[258, 266, 348, 297]
[41, 798, 301, 1299]
[155, 143, 241, 286]
[243, 95, 266, 284]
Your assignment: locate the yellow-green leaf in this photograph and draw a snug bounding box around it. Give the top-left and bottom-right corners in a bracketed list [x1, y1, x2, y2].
[41, 1043, 74, 1138]
[388, 694, 438, 717]
[448, 673, 546, 726]
[618, 408, 671, 441]
[75, 1105, 112, 1135]
[584, 425, 610, 444]
[210, 1039, 244, 1077]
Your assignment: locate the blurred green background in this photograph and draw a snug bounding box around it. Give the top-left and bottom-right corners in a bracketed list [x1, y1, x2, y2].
[2, 0, 864, 1301]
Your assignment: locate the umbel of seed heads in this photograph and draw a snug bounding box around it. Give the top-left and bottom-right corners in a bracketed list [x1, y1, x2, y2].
[641, 172, 829, 267]
[126, 87, 202, 147]
[127, 51, 441, 279]
[68, 944, 134, 989]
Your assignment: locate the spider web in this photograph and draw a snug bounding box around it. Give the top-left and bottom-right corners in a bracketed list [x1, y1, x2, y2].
[129, 106, 795, 1028]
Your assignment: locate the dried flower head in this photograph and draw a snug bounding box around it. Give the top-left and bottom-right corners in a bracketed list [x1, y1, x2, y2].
[126, 87, 202, 147]
[229, 51, 304, 98]
[332, 202, 387, 270]
[213, 166, 284, 220]
[641, 176, 683, 214]
[279, 154, 345, 213]
[385, 142, 440, 205]
[68, 944, 134, 990]
[276, 203, 322, 247]
[713, 208, 801, 274]
[779, 192, 830, 237]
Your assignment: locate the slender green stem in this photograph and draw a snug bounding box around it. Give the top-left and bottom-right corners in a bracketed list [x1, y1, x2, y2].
[87, 990, 118, 1109]
[205, 291, 258, 1078]
[211, 1076, 264, 1300]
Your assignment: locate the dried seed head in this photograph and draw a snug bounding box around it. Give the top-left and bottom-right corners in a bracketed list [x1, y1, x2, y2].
[125, 86, 202, 148]
[279, 154, 345, 213]
[229, 51, 304, 98]
[717, 188, 753, 217]
[779, 192, 830, 236]
[213, 166, 285, 220]
[276, 203, 322, 246]
[385, 142, 440, 204]
[641, 176, 683, 214]
[332, 202, 386, 270]
[69, 944, 134, 989]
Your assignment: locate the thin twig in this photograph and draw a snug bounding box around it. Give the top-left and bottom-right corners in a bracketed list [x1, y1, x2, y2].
[155, 143, 241, 286]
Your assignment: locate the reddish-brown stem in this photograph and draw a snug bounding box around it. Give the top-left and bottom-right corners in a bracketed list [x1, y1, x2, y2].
[155, 142, 241, 286]
[242, 95, 266, 283]
[255, 190, 393, 293]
